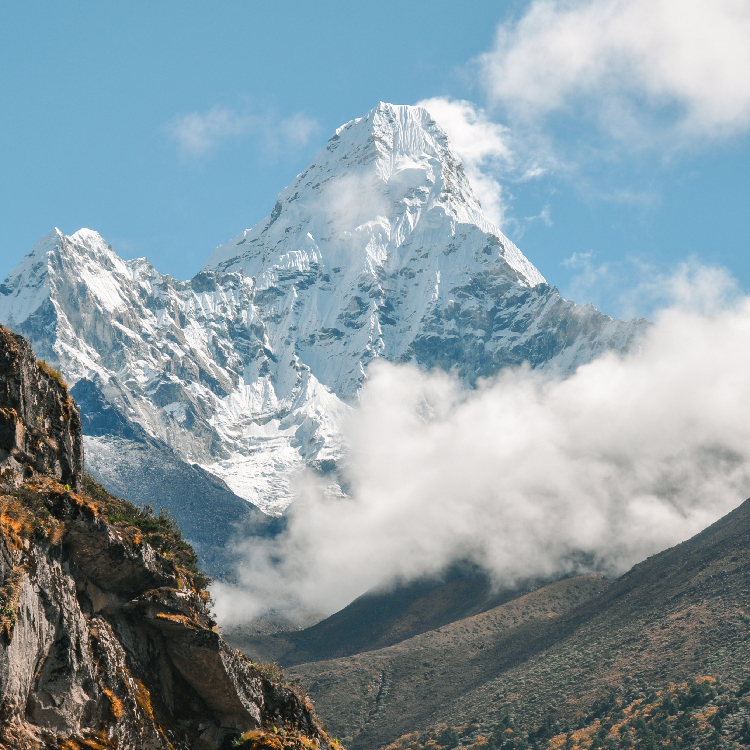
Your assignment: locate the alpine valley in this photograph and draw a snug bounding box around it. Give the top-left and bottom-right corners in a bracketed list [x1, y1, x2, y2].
[0, 103, 646, 574]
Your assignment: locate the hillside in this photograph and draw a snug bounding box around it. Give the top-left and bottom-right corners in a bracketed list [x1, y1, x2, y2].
[224, 565, 568, 667]
[0, 325, 333, 750]
[284, 494, 750, 750]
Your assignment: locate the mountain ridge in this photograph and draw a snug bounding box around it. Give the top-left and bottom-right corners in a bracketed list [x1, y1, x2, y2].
[283, 490, 750, 750]
[0, 102, 647, 528]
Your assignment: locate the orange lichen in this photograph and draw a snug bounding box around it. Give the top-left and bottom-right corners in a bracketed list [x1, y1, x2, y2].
[0, 498, 35, 547]
[132, 678, 155, 721]
[103, 688, 125, 719]
[154, 611, 199, 628]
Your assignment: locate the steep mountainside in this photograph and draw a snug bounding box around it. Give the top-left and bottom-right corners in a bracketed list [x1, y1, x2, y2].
[0, 103, 646, 523]
[0, 325, 332, 750]
[285, 492, 750, 750]
[223, 566, 566, 668]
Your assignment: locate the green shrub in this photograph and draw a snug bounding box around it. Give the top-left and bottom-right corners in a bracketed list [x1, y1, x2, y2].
[82, 474, 212, 589]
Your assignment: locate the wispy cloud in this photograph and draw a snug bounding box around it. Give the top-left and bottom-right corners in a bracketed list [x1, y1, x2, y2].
[560, 250, 611, 305]
[618, 257, 740, 318]
[279, 112, 320, 148]
[479, 0, 750, 145]
[417, 1, 750, 248]
[417, 97, 552, 229]
[166, 106, 320, 157]
[166, 106, 254, 156]
[417, 97, 512, 227]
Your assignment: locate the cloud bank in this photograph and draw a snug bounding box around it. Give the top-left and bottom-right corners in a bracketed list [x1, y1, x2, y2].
[479, 0, 750, 143]
[213, 267, 750, 625]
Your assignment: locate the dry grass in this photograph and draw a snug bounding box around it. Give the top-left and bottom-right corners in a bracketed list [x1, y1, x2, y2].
[0, 566, 24, 640]
[37, 359, 67, 388]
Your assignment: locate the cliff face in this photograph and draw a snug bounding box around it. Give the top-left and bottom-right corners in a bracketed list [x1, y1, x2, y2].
[0, 325, 333, 750]
[0, 326, 83, 490]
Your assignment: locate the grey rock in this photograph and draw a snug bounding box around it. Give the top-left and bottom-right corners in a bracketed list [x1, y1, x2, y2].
[0, 325, 83, 491]
[0, 331, 330, 750]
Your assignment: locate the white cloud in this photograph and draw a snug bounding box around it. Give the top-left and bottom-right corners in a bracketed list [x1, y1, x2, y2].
[214, 265, 750, 625]
[418, 97, 551, 228]
[479, 0, 750, 142]
[418, 97, 512, 168]
[619, 257, 740, 318]
[167, 106, 255, 156]
[416, 97, 508, 226]
[166, 106, 320, 157]
[279, 113, 320, 148]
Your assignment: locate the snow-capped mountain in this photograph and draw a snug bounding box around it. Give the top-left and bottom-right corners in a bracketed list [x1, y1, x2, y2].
[0, 227, 346, 515]
[0, 102, 646, 519]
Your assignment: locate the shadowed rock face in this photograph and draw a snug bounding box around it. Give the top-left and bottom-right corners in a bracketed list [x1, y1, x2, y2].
[0, 330, 332, 750]
[0, 325, 83, 490]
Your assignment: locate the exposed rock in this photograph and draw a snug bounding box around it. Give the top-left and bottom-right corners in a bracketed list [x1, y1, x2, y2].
[0, 479, 329, 750]
[0, 329, 332, 750]
[0, 325, 83, 491]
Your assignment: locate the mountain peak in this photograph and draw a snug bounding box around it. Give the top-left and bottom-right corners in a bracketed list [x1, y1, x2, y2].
[205, 101, 545, 288]
[0, 103, 646, 514]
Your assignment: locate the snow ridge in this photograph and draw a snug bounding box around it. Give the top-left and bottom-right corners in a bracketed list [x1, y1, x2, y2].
[0, 103, 645, 513]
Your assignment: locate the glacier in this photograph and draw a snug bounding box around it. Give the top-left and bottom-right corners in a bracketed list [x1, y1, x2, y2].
[0, 102, 646, 523]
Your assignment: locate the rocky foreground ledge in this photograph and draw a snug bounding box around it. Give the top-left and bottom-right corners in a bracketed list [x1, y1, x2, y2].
[0, 325, 335, 749]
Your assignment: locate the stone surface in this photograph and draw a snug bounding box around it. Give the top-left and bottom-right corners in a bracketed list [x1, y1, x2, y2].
[0, 480, 329, 750]
[0, 330, 331, 749]
[0, 325, 83, 490]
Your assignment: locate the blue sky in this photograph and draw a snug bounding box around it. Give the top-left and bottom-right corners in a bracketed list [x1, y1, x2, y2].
[2, 0, 749, 319]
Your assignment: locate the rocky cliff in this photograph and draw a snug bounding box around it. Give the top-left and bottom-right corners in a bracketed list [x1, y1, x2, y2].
[0, 324, 333, 749]
[0, 327, 82, 491]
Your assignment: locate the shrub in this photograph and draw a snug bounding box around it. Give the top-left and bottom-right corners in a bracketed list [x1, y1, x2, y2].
[82, 474, 213, 589]
[37, 359, 67, 388]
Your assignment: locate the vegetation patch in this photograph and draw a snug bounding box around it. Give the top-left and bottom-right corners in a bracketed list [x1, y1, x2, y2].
[384, 676, 750, 750]
[37, 358, 67, 387]
[3, 476, 212, 592]
[254, 661, 290, 684]
[232, 728, 327, 750]
[0, 566, 24, 640]
[82, 474, 212, 589]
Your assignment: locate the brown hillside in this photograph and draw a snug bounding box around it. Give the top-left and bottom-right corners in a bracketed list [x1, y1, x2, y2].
[287, 576, 608, 748]
[287, 496, 750, 750]
[224, 566, 568, 667]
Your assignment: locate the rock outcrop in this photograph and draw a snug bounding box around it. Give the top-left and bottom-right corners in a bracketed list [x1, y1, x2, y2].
[0, 326, 333, 749]
[0, 326, 83, 490]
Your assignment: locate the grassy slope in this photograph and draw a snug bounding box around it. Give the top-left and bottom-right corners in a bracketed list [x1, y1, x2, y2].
[225, 566, 567, 667]
[288, 497, 750, 750]
[287, 576, 609, 747]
